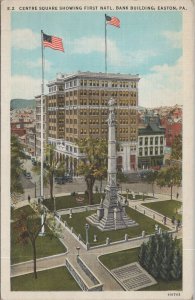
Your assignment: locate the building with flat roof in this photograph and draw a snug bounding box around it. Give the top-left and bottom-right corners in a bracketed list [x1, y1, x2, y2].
[138, 123, 166, 169]
[46, 71, 140, 174]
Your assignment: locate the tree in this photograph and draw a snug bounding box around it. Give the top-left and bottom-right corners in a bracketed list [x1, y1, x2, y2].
[13, 202, 61, 279]
[143, 235, 156, 270]
[11, 135, 26, 201]
[77, 138, 107, 205]
[156, 165, 182, 200]
[159, 248, 172, 281]
[143, 170, 158, 196]
[138, 242, 147, 267]
[170, 248, 182, 280]
[171, 134, 182, 160]
[33, 144, 65, 200]
[138, 232, 182, 281]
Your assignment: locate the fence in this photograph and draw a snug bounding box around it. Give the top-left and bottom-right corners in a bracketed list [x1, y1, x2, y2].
[77, 256, 103, 291]
[55, 214, 87, 249]
[58, 204, 99, 215]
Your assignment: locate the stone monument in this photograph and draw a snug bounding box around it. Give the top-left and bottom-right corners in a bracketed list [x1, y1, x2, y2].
[87, 98, 138, 231]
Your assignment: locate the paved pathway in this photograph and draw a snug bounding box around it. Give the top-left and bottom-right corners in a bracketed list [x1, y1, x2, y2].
[11, 192, 182, 291]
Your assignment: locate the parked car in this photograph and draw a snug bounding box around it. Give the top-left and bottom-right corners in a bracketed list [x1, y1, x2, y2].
[64, 174, 73, 183]
[26, 172, 32, 179]
[55, 177, 66, 184]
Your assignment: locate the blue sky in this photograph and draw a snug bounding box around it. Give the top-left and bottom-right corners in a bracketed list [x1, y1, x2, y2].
[11, 11, 182, 107]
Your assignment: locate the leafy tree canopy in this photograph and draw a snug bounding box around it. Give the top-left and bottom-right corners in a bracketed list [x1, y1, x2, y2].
[171, 134, 182, 160]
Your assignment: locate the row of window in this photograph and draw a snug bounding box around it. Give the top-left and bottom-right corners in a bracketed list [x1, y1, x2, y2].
[139, 136, 164, 146]
[65, 119, 78, 124]
[48, 85, 64, 93]
[139, 146, 164, 156]
[79, 79, 137, 88]
[79, 90, 137, 97]
[118, 137, 136, 142]
[66, 128, 78, 134]
[48, 95, 65, 100]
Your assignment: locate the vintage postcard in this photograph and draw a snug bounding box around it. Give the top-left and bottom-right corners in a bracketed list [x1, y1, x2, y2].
[1, 0, 194, 299]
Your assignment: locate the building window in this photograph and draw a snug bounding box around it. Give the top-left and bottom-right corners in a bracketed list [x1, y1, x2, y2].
[139, 148, 142, 156]
[160, 136, 163, 145]
[155, 137, 158, 145]
[150, 147, 153, 155]
[139, 137, 143, 146]
[155, 147, 158, 155]
[160, 146, 163, 154]
[145, 137, 148, 145]
[150, 137, 153, 145]
[144, 147, 148, 156]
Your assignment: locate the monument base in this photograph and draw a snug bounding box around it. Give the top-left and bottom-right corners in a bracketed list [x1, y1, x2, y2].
[87, 190, 138, 231]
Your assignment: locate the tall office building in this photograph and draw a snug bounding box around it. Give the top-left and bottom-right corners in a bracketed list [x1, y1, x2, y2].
[47, 71, 140, 174]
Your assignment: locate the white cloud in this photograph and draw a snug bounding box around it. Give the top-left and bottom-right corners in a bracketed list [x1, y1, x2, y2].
[11, 75, 48, 99]
[71, 36, 105, 54]
[70, 36, 156, 67]
[12, 29, 40, 50]
[109, 48, 157, 68]
[24, 58, 52, 71]
[162, 31, 182, 48]
[139, 57, 183, 108]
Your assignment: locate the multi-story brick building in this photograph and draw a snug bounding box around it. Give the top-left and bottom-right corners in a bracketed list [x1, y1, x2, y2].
[46, 71, 140, 174]
[160, 117, 182, 147]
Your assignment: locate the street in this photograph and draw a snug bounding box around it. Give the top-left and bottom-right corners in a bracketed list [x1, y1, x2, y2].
[19, 159, 182, 202]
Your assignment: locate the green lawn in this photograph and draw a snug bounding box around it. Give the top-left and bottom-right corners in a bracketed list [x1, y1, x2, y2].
[11, 266, 81, 291]
[61, 206, 169, 246]
[43, 193, 102, 211]
[99, 247, 139, 269]
[142, 200, 182, 220]
[11, 205, 35, 221]
[99, 248, 182, 291]
[11, 206, 66, 264]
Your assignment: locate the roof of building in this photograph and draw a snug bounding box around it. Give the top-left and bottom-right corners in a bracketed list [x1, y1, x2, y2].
[139, 123, 165, 135]
[47, 71, 140, 86]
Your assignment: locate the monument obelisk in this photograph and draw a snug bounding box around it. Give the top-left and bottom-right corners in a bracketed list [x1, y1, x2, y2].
[87, 98, 137, 231]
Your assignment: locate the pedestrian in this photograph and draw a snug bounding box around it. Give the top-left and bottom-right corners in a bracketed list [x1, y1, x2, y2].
[163, 216, 167, 225]
[176, 192, 179, 199]
[28, 195, 31, 203]
[177, 219, 181, 228]
[171, 216, 175, 225]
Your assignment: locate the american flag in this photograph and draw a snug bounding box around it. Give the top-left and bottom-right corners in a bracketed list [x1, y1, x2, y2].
[105, 15, 120, 28]
[42, 33, 64, 52]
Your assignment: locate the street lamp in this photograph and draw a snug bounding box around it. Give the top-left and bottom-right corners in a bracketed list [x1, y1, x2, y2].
[126, 188, 129, 201]
[85, 223, 90, 244]
[76, 246, 80, 257]
[53, 196, 56, 213]
[34, 181, 36, 198]
[39, 206, 46, 236]
[170, 179, 173, 200]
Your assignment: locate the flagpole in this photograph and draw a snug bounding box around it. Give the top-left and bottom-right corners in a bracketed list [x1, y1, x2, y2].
[40, 30, 44, 200]
[105, 14, 107, 74]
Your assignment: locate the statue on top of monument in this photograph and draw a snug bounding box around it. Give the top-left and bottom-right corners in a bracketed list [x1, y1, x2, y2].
[108, 98, 116, 107]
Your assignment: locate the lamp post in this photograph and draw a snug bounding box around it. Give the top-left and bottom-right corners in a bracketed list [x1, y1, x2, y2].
[170, 179, 173, 200]
[53, 196, 56, 213]
[76, 246, 80, 257]
[126, 188, 129, 201]
[34, 181, 36, 198]
[39, 206, 46, 236]
[85, 223, 89, 245]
